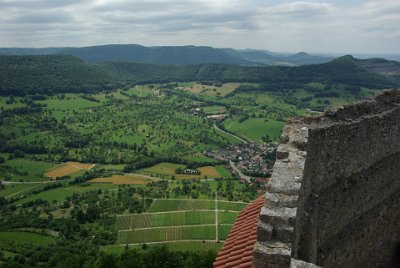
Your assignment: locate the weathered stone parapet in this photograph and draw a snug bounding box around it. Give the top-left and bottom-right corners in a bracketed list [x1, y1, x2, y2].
[253, 121, 308, 267]
[254, 90, 400, 268]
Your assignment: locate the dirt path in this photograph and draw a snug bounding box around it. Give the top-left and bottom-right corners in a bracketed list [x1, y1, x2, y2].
[215, 191, 218, 241]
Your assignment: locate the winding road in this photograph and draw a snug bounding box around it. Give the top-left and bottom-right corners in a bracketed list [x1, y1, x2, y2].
[229, 160, 252, 183]
[213, 124, 247, 144]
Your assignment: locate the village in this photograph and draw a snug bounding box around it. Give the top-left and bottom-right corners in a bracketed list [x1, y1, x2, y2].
[204, 141, 276, 181]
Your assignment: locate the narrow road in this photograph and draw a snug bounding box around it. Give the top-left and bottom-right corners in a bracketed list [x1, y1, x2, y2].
[124, 173, 162, 180]
[213, 124, 247, 144]
[137, 88, 143, 97]
[229, 160, 252, 183]
[116, 209, 242, 217]
[118, 223, 233, 232]
[215, 191, 218, 241]
[113, 239, 226, 247]
[1, 180, 54, 185]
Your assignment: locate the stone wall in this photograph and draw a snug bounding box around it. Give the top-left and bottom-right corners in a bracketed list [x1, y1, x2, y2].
[253, 90, 400, 268]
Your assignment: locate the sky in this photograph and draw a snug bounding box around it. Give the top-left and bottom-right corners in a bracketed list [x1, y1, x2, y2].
[0, 0, 399, 54]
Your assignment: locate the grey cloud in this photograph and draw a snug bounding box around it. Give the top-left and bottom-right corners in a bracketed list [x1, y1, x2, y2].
[264, 1, 334, 17]
[0, 0, 398, 54]
[6, 12, 74, 24]
[0, 0, 89, 10]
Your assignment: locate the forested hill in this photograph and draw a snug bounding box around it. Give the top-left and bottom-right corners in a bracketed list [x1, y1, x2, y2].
[0, 55, 121, 96]
[0, 54, 399, 96]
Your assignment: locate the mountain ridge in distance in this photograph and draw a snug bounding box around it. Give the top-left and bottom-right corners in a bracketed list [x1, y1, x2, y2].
[0, 44, 335, 66]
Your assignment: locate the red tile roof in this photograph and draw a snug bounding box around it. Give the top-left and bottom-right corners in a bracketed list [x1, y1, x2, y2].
[213, 195, 265, 268]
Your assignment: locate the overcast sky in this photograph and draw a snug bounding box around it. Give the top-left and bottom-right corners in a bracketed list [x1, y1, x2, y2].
[0, 0, 399, 54]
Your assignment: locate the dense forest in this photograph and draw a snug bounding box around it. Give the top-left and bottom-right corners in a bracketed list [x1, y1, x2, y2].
[1, 54, 399, 96]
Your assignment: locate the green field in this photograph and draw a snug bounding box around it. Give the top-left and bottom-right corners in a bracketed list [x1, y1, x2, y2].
[218, 201, 247, 211]
[215, 165, 232, 179]
[202, 106, 226, 115]
[15, 184, 118, 205]
[0, 231, 55, 253]
[224, 118, 285, 142]
[218, 211, 239, 224]
[218, 225, 232, 240]
[0, 183, 41, 198]
[0, 159, 54, 182]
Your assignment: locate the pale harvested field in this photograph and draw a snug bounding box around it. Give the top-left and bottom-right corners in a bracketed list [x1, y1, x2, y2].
[45, 162, 96, 179]
[177, 83, 239, 97]
[197, 166, 220, 178]
[141, 163, 222, 180]
[89, 175, 158, 185]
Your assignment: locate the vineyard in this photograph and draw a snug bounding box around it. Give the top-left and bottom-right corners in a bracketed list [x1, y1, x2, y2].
[148, 199, 247, 212]
[117, 225, 233, 244]
[116, 210, 239, 229]
[112, 198, 247, 250]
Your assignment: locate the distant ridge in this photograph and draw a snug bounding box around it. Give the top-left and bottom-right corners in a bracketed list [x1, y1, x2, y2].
[0, 44, 334, 66]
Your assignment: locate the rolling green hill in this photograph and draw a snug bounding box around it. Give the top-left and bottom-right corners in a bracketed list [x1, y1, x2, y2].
[0, 55, 121, 96]
[0, 54, 399, 96]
